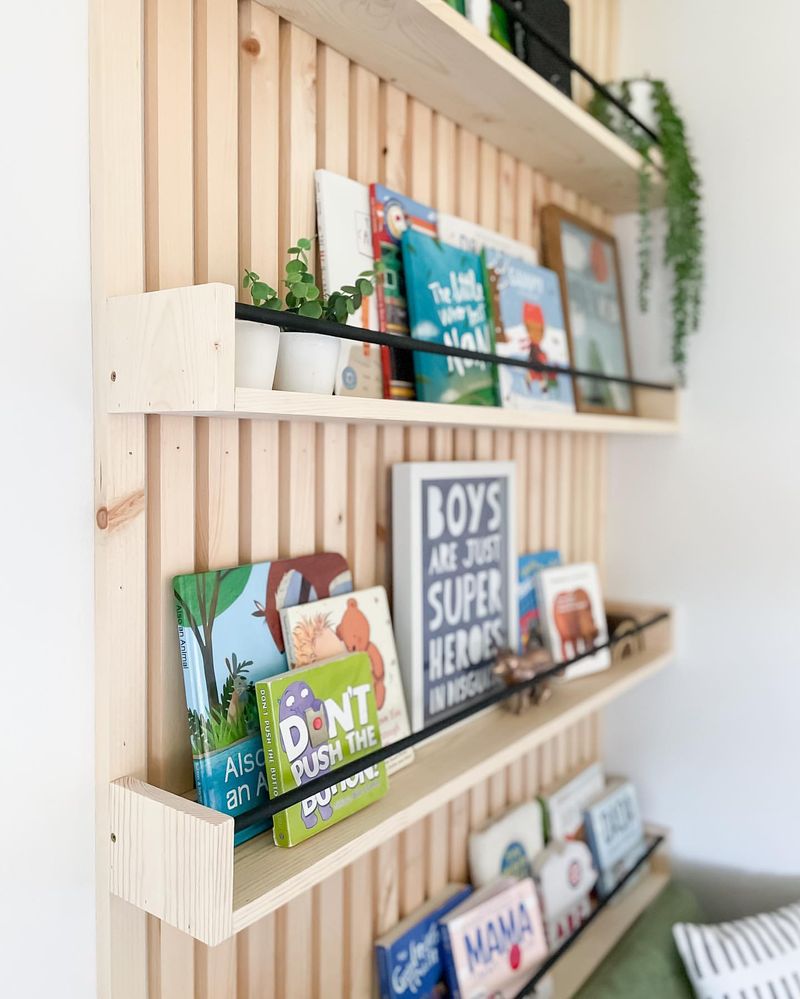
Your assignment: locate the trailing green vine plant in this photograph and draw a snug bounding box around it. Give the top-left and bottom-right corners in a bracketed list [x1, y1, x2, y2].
[589, 80, 703, 381]
[243, 236, 383, 324]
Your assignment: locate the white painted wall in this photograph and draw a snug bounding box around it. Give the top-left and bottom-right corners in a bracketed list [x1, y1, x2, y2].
[605, 0, 800, 894]
[0, 1, 96, 996]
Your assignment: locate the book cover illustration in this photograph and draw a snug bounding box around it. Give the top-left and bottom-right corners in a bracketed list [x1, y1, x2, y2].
[468, 801, 544, 888]
[315, 170, 383, 398]
[255, 652, 388, 847]
[173, 553, 352, 844]
[280, 585, 414, 773]
[439, 877, 548, 999]
[393, 461, 517, 731]
[402, 229, 497, 406]
[583, 779, 645, 895]
[375, 884, 473, 999]
[536, 562, 610, 680]
[532, 839, 596, 947]
[438, 212, 538, 265]
[370, 183, 438, 399]
[518, 549, 561, 651]
[483, 249, 575, 411]
[539, 761, 605, 842]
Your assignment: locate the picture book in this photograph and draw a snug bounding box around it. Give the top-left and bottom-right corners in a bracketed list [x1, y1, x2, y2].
[583, 778, 645, 895]
[468, 802, 544, 888]
[483, 249, 575, 411]
[369, 183, 438, 399]
[173, 553, 352, 844]
[280, 585, 414, 774]
[536, 563, 610, 680]
[438, 212, 538, 265]
[518, 549, 561, 651]
[255, 653, 388, 847]
[375, 884, 473, 999]
[402, 229, 497, 406]
[393, 461, 517, 731]
[532, 839, 596, 947]
[539, 761, 605, 841]
[439, 877, 548, 998]
[315, 170, 383, 398]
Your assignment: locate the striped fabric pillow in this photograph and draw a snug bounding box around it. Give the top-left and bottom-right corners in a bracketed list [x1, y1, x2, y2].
[673, 902, 800, 999]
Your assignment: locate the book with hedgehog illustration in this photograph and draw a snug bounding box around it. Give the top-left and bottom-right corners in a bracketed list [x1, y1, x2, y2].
[255, 653, 388, 847]
[172, 553, 353, 844]
[280, 585, 414, 773]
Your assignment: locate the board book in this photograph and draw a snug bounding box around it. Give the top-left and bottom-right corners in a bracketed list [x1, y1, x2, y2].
[392, 461, 517, 731]
[375, 884, 473, 999]
[483, 249, 574, 411]
[280, 585, 414, 773]
[518, 549, 561, 651]
[255, 652, 388, 847]
[583, 778, 646, 895]
[402, 229, 497, 406]
[369, 183, 438, 399]
[468, 801, 544, 888]
[172, 553, 352, 844]
[532, 839, 596, 947]
[315, 169, 383, 398]
[438, 212, 538, 264]
[536, 562, 610, 679]
[539, 761, 605, 841]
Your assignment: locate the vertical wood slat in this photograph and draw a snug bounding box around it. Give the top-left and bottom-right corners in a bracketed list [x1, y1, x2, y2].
[380, 83, 408, 190]
[350, 64, 379, 184]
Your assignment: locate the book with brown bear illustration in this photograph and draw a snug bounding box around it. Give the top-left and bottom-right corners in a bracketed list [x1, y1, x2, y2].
[279, 585, 414, 773]
[536, 563, 609, 680]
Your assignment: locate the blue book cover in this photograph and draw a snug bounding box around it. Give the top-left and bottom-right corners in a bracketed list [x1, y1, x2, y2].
[401, 229, 497, 405]
[518, 550, 561, 651]
[483, 248, 575, 411]
[173, 553, 352, 844]
[376, 884, 472, 999]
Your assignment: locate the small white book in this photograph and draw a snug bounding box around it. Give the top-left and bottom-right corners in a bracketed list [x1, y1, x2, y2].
[438, 211, 539, 264]
[468, 801, 545, 888]
[315, 169, 383, 398]
[539, 761, 606, 840]
[280, 585, 414, 773]
[536, 563, 610, 679]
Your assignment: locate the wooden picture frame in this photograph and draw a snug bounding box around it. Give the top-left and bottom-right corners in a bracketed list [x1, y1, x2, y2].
[542, 206, 635, 416]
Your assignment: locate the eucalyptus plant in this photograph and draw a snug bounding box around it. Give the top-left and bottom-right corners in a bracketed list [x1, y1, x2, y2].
[243, 236, 382, 324]
[589, 80, 703, 380]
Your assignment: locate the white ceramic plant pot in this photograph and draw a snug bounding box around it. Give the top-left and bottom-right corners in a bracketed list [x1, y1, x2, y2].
[235, 319, 281, 390]
[273, 330, 339, 395]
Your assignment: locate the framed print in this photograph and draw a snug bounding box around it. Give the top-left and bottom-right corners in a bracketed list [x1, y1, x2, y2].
[542, 205, 635, 415]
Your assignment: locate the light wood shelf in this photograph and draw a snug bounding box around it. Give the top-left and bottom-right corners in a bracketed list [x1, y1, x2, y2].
[257, 0, 661, 213]
[106, 283, 680, 434]
[108, 603, 672, 945]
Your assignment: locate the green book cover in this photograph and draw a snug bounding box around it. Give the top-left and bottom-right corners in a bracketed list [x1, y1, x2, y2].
[256, 653, 388, 847]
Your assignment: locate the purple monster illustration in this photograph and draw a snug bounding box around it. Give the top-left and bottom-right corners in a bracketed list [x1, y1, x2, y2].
[278, 679, 333, 829]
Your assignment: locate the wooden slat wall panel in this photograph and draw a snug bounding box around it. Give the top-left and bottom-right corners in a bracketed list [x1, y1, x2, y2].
[99, 6, 618, 995]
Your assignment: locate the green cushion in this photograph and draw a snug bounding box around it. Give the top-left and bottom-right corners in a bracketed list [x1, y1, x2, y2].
[573, 880, 704, 999]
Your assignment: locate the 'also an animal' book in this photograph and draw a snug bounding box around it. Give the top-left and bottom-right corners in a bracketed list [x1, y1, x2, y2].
[402, 229, 497, 406]
[483, 249, 575, 412]
[280, 585, 414, 774]
[255, 653, 388, 847]
[172, 553, 352, 844]
[439, 877, 548, 998]
[392, 461, 518, 731]
[375, 884, 473, 999]
[536, 562, 610, 679]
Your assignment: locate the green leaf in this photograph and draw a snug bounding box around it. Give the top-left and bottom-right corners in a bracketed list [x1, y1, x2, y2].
[302, 271, 315, 283]
[357, 278, 372, 296]
[285, 270, 303, 285]
[299, 301, 323, 318]
[287, 246, 301, 254]
[285, 292, 298, 309]
[352, 291, 362, 310]
[334, 297, 348, 324]
[346, 299, 355, 314]
[341, 285, 357, 294]
[286, 259, 306, 273]
[292, 282, 309, 300]
[251, 281, 273, 300]
[266, 296, 282, 310]
[297, 237, 312, 250]
[305, 284, 320, 300]
[358, 269, 374, 278]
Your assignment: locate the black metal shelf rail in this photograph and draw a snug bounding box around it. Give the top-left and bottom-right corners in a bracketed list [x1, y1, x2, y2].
[235, 304, 675, 395]
[235, 610, 668, 833]
[516, 832, 667, 997]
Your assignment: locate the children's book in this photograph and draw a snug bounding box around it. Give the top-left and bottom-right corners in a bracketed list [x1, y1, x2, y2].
[539, 761, 605, 841]
[370, 183, 438, 400]
[583, 778, 645, 895]
[536, 562, 610, 679]
[393, 461, 517, 731]
[483, 249, 575, 411]
[402, 229, 497, 405]
[532, 839, 596, 947]
[255, 653, 388, 847]
[315, 170, 384, 398]
[439, 877, 548, 998]
[173, 553, 352, 844]
[280, 585, 414, 774]
[375, 884, 473, 999]
[438, 212, 538, 265]
[518, 550, 561, 652]
[468, 802, 544, 888]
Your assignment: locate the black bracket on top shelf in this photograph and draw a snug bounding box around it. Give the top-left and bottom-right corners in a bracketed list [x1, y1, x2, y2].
[235, 303, 675, 395]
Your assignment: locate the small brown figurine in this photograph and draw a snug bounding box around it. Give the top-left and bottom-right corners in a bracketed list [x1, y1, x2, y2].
[606, 613, 645, 663]
[492, 629, 555, 713]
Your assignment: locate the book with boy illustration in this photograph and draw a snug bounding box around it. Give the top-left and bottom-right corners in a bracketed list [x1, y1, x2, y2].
[172, 553, 352, 844]
[518, 549, 561, 652]
[536, 562, 610, 680]
[402, 229, 497, 406]
[483, 248, 575, 411]
[370, 183, 438, 399]
[255, 652, 388, 847]
[280, 585, 414, 773]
